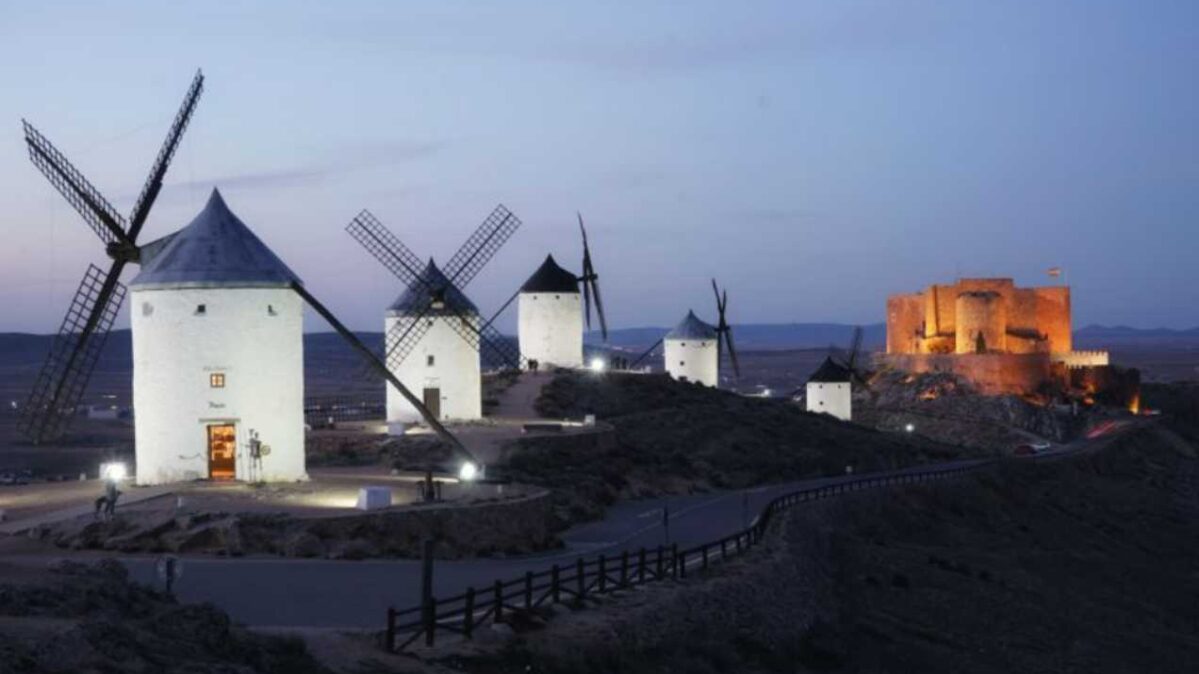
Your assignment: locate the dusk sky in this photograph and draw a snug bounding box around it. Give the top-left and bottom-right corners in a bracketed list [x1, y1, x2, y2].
[1, 1, 1196, 334]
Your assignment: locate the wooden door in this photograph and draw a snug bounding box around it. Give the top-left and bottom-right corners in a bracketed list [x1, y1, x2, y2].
[207, 424, 236, 480]
[422, 388, 441, 419]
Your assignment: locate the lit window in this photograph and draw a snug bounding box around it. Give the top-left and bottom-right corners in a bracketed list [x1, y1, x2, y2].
[210, 373, 226, 388]
[427, 355, 435, 367]
[195, 304, 206, 315]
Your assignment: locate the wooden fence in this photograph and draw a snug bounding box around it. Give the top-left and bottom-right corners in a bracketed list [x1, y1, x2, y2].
[385, 461, 984, 652]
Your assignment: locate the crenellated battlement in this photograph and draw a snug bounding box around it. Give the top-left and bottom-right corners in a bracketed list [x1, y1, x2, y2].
[1053, 350, 1110, 369]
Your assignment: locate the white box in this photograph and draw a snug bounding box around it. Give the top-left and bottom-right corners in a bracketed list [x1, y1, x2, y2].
[356, 486, 392, 511]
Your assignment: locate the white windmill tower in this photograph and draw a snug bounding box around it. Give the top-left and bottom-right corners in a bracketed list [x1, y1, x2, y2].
[802, 327, 867, 422]
[131, 190, 307, 484]
[516, 213, 609, 370]
[344, 208, 523, 433]
[649, 280, 739, 387]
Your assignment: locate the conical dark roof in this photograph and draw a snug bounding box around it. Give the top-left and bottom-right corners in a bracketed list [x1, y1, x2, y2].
[666, 310, 717, 340]
[520, 254, 579, 293]
[808, 356, 852, 383]
[131, 189, 301, 289]
[387, 259, 479, 316]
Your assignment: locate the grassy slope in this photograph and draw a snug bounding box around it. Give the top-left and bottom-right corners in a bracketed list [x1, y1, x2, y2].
[478, 421, 1199, 673]
[498, 372, 960, 523]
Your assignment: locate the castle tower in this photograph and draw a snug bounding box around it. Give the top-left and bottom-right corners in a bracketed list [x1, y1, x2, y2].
[955, 291, 1007, 354]
[130, 189, 306, 485]
[386, 260, 482, 427]
[664, 310, 719, 386]
[805, 357, 852, 421]
[517, 254, 583, 369]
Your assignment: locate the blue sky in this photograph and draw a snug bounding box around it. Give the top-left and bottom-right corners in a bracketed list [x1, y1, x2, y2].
[1, 0, 1196, 333]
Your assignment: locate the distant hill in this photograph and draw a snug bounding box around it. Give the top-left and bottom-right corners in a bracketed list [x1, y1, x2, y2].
[2, 323, 1196, 371]
[1074, 325, 1199, 349]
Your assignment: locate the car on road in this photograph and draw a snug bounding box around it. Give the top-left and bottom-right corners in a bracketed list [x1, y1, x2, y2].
[1013, 444, 1035, 456]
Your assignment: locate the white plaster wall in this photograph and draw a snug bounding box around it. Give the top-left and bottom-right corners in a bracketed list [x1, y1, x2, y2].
[518, 292, 583, 369]
[386, 313, 482, 425]
[131, 286, 306, 485]
[664, 338, 719, 387]
[806, 381, 852, 421]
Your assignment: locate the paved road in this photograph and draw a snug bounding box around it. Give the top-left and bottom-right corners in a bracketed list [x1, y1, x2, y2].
[119, 458, 994, 629]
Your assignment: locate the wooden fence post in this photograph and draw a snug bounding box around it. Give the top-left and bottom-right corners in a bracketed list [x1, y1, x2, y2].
[385, 607, 396, 652]
[577, 558, 586, 599]
[463, 588, 475, 639]
[620, 550, 629, 587]
[494, 580, 503, 623]
[655, 545, 664, 579]
[598, 555, 607, 593]
[639, 548, 647, 583]
[671, 543, 679, 578]
[424, 596, 437, 647]
[552, 564, 560, 603]
[525, 571, 533, 610]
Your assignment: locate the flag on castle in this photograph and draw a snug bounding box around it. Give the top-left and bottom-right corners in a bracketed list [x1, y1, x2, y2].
[1047, 267, 1062, 278]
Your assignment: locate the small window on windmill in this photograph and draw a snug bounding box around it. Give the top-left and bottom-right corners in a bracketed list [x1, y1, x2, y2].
[210, 373, 226, 388]
[267, 305, 277, 316]
[555, 294, 560, 300]
[195, 304, 207, 316]
[679, 361, 685, 366]
[427, 355, 435, 367]
[681, 342, 686, 347]
[142, 302, 154, 317]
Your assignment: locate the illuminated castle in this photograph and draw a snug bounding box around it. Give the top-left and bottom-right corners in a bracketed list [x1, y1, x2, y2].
[884, 278, 1108, 395]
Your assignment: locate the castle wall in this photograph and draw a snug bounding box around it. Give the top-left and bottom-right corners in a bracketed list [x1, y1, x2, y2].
[1035, 286, 1072, 353]
[886, 294, 924, 354]
[955, 292, 1006, 354]
[881, 352, 1052, 396]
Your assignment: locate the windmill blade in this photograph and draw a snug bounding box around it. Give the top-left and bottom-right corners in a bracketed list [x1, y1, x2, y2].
[582, 268, 592, 331]
[711, 278, 725, 314]
[578, 213, 608, 340]
[442, 204, 521, 290]
[18, 262, 128, 443]
[590, 276, 609, 341]
[22, 120, 129, 246]
[289, 282, 477, 465]
[630, 337, 664, 369]
[127, 69, 204, 240]
[846, 326, 863, 371]
[436, 294, 523, 370]
[345, 209, 426, 289]
[724, 323, 741, 378]
[480, 286, 522, 335]
[382, 301, 439, 372]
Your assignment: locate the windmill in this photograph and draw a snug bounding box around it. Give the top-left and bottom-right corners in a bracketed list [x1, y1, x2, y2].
[17, 71, 204, 444]
[799, 326, 869, 421]
[472, 211, 609, 371]
[19, 72, 478, 483]
[346, 207, 523, 425]
[634, 279, 739, 387]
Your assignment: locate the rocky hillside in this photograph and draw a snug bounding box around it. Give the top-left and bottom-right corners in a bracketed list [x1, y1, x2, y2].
[466, 421, 1199, 673]
[498, 372, 960, 524]
[854, 369, 1087, 452]
[0, 559, 328, 673]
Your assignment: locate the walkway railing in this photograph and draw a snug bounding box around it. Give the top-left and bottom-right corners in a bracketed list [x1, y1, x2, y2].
[384, 460, 988, 651]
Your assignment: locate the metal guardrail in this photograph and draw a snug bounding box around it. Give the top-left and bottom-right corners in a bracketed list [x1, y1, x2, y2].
[384, 461, 987, 652]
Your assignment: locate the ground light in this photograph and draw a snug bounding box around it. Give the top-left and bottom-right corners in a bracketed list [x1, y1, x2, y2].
[100, 461, 127, 482]
[458, 461, 479, 482]
[904, 423, 916, 433]
[589, 357, 607, 373]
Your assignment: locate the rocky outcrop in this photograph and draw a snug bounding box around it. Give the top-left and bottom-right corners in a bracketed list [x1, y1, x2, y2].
[36, 490, 558, 560]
